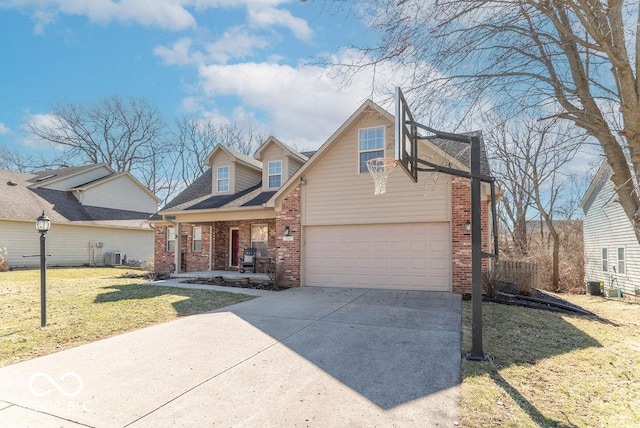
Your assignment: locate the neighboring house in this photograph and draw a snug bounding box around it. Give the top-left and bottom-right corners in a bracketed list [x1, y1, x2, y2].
[0, 164, 160, 269]
[152, 100, 493, 293]
[581, 161, 640, 294]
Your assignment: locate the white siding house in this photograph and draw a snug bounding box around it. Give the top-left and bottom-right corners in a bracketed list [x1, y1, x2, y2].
[0, 164, 159, 269]
[581, 162, 640, 295]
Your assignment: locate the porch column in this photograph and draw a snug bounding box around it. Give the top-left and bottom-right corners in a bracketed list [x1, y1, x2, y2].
[174, 222, 182, 273]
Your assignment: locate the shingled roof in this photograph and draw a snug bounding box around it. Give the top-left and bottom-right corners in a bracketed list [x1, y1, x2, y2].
[0, 168, 153, 229]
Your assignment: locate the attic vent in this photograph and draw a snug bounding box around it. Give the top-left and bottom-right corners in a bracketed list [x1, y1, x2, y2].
[6, 180, 17, 186]
[36, 174, 57, 182]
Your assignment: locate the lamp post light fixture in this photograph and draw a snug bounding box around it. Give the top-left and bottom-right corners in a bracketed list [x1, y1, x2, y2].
[36, 211, 51, 327]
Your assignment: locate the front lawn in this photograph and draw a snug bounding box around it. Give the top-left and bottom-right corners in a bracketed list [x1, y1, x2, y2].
[461, 294, 640, 427]
[0, 268, 253, 367]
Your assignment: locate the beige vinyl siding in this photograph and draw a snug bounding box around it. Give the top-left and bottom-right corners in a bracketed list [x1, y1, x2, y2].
[0, 220, 153, 268]
[303, 118, 450, 226]
[211, 152, 233, 195]
[261, 144, 285, 191]
[288, 158, 304, 180]
[40, 166, 112, 191]
[235, 164, 261, 192]
[583, 178, 640, 294]
[80, 175, 158, 213]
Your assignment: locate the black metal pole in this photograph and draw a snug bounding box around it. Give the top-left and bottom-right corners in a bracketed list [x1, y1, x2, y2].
[468, 135, 486, 360]
[40, 231, 46, 327]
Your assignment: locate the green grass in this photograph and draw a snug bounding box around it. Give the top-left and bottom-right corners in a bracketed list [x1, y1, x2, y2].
[0, 267, 254, 367]
[460, 295, 640, 427]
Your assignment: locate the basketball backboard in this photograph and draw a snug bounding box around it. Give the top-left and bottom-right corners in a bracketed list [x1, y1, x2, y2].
[394, 87, 418, 183]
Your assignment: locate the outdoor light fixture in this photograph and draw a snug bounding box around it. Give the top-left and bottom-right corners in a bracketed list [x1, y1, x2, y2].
[36, 211, 50, 327]
[284, 226, 291, 236]
[465, 220, 471, 231]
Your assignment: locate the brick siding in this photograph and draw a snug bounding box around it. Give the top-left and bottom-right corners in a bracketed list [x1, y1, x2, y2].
[450, 177, 491, 294]
[275, 187, 302, 287]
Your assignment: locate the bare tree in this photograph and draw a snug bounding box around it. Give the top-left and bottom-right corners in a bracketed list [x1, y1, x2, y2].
[173, 119, 266, 186]
[327, 0, 640, 244]
[26, 95, 166, 177]
[0, 145, 68, 172]
[486, 120, 535, 256]
[489, 116, 584, 289]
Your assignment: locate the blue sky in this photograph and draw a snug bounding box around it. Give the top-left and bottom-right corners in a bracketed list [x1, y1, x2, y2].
[0, 0, 401, 154]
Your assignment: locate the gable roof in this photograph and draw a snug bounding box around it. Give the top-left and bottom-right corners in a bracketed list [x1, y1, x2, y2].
[0, 168, 152, 228]
[28, 164, 113, 188]
[254, 136, 308, 163]
[69, 171, 161, 202]
[205, 144, 262, 170]
[580, 160, 611, 212]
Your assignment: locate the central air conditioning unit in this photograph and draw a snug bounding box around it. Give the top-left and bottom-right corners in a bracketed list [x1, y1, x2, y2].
[104, 252, 122, 266]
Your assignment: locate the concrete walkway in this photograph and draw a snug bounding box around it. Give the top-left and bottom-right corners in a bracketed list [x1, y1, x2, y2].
[0, 287, 462, 427]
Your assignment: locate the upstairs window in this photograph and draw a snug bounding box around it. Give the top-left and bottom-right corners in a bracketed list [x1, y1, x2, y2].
[217, 166, 229, 192]
[618, 247, 626, 275]
[167, 227, 176, 252]
[601, 248, 608, 272]
[359, 126, 385, 173]
[268, 160, 282, 188]
[192, 227, 202, 252]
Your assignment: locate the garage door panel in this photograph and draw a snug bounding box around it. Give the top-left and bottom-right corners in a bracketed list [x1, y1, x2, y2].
[305, 223, 451, 291]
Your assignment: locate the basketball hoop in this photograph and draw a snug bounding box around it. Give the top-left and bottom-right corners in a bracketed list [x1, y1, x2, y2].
[366, 157, 398, 195]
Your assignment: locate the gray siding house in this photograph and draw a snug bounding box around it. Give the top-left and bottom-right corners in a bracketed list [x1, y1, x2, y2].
[581, 162, 640, 295]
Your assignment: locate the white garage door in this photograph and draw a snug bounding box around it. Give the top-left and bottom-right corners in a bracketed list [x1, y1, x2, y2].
[304, 223, 450, 291]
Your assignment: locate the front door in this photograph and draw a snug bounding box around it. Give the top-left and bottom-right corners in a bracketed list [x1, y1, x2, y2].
[230, 228, 239, 267]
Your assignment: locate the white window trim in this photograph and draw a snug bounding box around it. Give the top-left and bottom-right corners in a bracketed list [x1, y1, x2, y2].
[192, 227, 202, 252]
[217, 166, 230, 193]
[167, 227, 176, 252]
[251, 224, 268, 257]
[358, 126, 385, 174]
[617, 247, 626, 276]
[601, 247, 608, 272]
[267, 160, 282, 189]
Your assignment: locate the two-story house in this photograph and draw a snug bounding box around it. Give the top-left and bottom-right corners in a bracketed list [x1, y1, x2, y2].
[152, 99, 494, 293]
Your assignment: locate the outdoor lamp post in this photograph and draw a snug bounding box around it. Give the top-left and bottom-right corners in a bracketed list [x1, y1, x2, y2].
[36, 211, 51, 327]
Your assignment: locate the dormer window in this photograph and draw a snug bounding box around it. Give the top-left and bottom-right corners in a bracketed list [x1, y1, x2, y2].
[268, 160, 282, 188]
[217, 166, 229, 192]
[359, 126, 385, 173]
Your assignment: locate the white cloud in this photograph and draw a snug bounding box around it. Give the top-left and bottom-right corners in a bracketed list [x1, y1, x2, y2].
[205, 26, 270, 64]
[193, 50, 412, 150]
[154, 37, 203, 66]
[6, 0, 306, 34]
[19, 113, 66, 151]
[247, 5, 312, 41]
[0, 122, 10, 135]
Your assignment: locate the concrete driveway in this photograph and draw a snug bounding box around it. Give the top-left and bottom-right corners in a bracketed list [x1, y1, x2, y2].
[0, 286, 462, 427]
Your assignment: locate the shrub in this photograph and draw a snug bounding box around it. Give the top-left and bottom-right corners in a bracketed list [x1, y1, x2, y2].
[267, 262, 287, 291]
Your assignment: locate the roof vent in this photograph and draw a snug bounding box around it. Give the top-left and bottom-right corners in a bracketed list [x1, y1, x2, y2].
[6, 180, 17, 186]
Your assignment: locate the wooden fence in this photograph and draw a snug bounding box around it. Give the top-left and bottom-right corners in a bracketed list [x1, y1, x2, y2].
[494, 260, 540, 289]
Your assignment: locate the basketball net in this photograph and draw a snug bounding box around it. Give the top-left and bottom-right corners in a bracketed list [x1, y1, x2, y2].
[366, 158, 398, 195]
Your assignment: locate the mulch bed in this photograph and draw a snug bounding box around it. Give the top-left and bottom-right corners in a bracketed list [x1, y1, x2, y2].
[181, 276, 286, 292]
